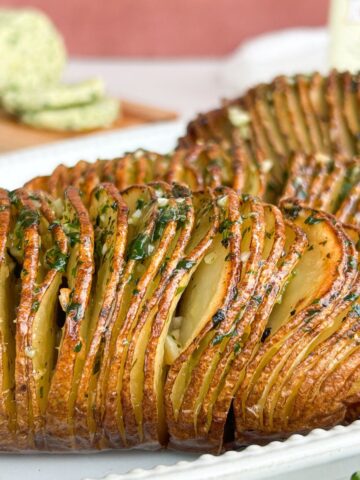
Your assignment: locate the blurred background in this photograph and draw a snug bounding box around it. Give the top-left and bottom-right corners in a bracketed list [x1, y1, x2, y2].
[2, 0, 328, 57]
[0, 0, 334, 152]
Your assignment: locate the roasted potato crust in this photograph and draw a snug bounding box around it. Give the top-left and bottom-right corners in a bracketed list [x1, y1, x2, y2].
[1, 68, 357, 452]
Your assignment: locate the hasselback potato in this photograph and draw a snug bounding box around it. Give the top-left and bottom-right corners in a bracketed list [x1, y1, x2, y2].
[0, 69, 359, 452]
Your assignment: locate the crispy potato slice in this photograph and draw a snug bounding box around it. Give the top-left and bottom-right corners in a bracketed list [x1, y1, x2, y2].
[23, 192, 68, 448]
[342, 72, 360, 152]
[69, 160, 94, 188]
[100, 184, 176, 447]
[295, 74, 325, 152]
[47, 165, 72, 199]
[250, 84, 289, 159]
[103, 183, 179, 446]
[192, 204, 296, 452]
[24, 176, 50, 193]
[278, 77, 312, 154]
[73, 184, 128, 448]
[234, 202, 357, 444]
[203, 106, 234, 143]
[281, 153, 360, 228]
[261, 225, 360, 434]
[281, 151, 315, 202]
[128, 150, 166, 185]
[93, 186, 156, 447]
[117, 183, 185, 446]
[142, 188, 219, 447]
[314, 155, 348, 211]
[7, 189, 42, 449]
[307, 72, 332, 152]
[336, 182, 360, 227]
[259, 227, 357, 436]
[204, 219, 307, 452]
[167, 148, 204, 191]
[244, 86, 286, 195]
[45, 187, 94, 449]
[238, 93, 280, 200]
[0, 190, 17, 449]
[121, 184, 195, 447]
[78, 161, 104, 206]
[331, 160, 360, 214]
[271, 77, 300, 153]
[114, 153, 138, 191]
[326, 70, 355, 156]
[165, 192, 266, 450]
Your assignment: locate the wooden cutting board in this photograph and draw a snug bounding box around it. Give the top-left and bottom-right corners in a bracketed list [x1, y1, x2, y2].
[0, 100, 178, 153]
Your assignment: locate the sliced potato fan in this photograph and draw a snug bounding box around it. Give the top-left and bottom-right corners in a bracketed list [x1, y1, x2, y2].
[233, 202, 358, 444]
[1, 67, 360, 453]
[73, 183, 128, 449]
[165, 191, 257, 450]
[45, 186, 94, 450]
[142, 187, 219, 447]
[0, 190, 16, 449]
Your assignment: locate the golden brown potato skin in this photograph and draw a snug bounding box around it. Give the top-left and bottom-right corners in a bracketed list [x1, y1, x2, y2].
[1, 183, 357, 453]
[0, 69, 358, 452]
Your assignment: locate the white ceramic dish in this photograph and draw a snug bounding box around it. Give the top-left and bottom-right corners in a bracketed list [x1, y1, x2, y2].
[0, 122, 359, 480]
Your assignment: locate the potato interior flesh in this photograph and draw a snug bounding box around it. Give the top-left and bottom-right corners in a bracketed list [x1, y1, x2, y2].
[267, 207, 344, 334]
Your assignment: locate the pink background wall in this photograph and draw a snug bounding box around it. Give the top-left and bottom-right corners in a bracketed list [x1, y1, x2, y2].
[2, 0, 329, 56]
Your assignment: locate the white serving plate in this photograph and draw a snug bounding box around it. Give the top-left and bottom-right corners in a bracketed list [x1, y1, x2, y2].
[0, 121, 359, 480]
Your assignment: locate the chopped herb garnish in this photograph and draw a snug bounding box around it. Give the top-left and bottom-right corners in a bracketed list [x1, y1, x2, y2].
[48, 220, 61, 231]
[219, 219, 235, 248]
[176, 259, 195, 271]
[212, 328, 237, 346]
[45, 245, 69, 272]
[212, 309, 226, 326]
[74, 341, 82, 352]
[305, 214, 324, 225]
[347, 256, 357, 271]
[21, 209, 40, 228]
[234, 342, 241, 354]
[304, 308, 321, 323]
[136, 198, 145, 210]
[31, 300, 40, 312]
[63, 218, 80, 247]
[8, 190, 19, 206]
[252, 295, 262, 304]
[344, 292, 359, 302]
[66, 302, 83, 321]
[127, 233, 152, 261]
[153, 205, 178, 241]
[334, 167, 356, 212]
